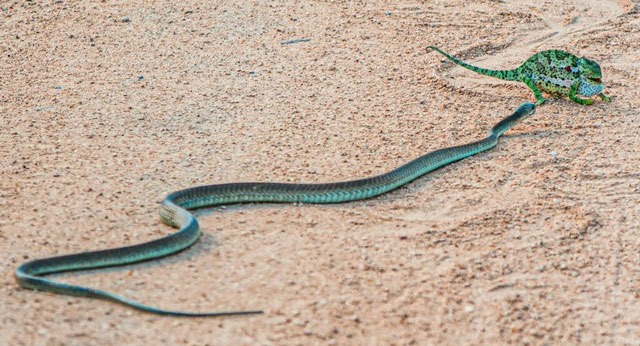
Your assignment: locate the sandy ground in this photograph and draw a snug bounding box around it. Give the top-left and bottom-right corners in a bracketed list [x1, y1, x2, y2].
[2, 0, 640, 345]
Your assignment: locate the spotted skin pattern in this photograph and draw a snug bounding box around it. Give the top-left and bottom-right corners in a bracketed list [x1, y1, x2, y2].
[427, 46, 611, 105]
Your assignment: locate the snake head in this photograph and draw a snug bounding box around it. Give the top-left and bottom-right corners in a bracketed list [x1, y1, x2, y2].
[577, 57, 603, 85]
[519, 102, 536, 116]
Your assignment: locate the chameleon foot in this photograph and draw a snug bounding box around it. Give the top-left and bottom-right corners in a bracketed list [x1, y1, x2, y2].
[570, 96, 594, 105]
[535, 97, 550, 106]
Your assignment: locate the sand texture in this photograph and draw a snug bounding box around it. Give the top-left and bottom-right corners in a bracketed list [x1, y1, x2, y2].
[2, 1, 640, 345]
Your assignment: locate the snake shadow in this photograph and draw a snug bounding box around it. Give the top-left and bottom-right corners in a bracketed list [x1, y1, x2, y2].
[52, 231, 220, 279]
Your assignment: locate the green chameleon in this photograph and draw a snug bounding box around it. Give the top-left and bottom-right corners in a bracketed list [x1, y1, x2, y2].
[427, 46, 610, 105]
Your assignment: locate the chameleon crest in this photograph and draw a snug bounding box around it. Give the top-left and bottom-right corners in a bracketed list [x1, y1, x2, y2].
[427, 46, 610, 105]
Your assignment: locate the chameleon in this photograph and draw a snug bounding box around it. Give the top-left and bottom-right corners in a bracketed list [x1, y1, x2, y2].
[427, 46, 610, 105]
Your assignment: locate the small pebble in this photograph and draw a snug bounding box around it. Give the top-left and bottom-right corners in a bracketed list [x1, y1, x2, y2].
[54, 86, 63, 89]
[137, 75, 144, 80]
[464, 305, 474, 313]
[551, 151, 558, 157]
[248, 71, 255, 75]
[385, 10, 392, 15]
[122, 17, 130, 22]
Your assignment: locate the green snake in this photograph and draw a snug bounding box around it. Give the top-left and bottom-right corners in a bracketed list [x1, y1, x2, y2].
[16, 102, 536, 317]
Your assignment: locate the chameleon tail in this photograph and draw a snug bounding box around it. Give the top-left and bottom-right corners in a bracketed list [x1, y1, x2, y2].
[427, 46, 520, 81]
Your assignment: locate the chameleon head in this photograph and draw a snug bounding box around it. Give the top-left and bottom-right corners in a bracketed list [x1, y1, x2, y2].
[577, 57, 602, 79]
[577, 57, 605, 96]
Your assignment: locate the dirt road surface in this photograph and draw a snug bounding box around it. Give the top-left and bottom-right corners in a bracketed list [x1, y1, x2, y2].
[2, 1, 639, 345]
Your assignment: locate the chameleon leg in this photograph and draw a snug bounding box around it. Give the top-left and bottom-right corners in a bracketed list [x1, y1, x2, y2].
[569, 81, 594, 105]
[521, 76, 549, 105]
[598, 93, 611, 102]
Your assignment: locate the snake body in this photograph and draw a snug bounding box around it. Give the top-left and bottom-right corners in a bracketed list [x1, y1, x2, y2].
[16, 102, 535, 316]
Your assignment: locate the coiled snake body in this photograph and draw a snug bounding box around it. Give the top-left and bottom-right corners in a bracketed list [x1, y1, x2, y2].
[16, 102, 535, 316]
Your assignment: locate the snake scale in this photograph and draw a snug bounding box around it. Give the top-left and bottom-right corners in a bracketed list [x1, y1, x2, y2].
[16, 102, 536, 317]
